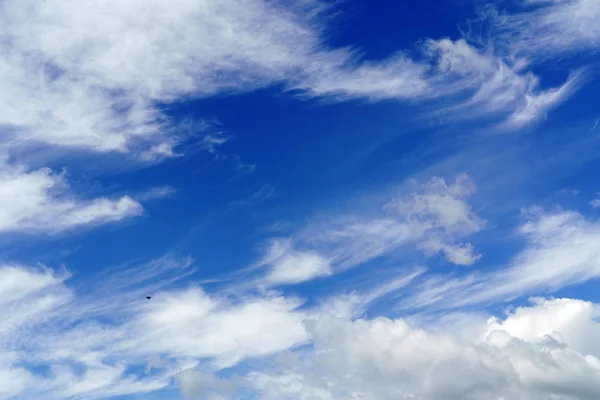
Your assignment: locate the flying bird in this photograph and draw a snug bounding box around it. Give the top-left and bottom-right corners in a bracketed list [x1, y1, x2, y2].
[146, 296, 151, 300]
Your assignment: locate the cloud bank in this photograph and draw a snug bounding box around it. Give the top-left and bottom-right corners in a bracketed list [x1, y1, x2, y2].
[3, 259, 600, 400]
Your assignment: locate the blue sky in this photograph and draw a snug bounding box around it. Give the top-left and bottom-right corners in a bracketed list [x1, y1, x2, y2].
[2, 0, 600, 399]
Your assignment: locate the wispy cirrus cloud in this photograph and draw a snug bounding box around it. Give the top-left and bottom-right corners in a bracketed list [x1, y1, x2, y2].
[238, 174, 484, 291]
[0, 0, 586, 165]
[302, 37, 581, 129]
[486, 0, 600, 61]
[402, 208, 600, 311]
[0, 0, 323, 155]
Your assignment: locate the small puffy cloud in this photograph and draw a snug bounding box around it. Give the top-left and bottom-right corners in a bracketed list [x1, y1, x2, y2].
[0, 163, 143, 234]
[389, 173, 483, 235]
[590, 195, 600, 209]
[139, 142, 181, 162]
[261, 240, 332, 285]
[421, 239, 482, 266]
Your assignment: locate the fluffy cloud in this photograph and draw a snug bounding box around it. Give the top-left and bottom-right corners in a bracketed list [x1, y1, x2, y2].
[4, 257, 600, 400]
[0, 163, 142, 234]
[259, 239, 333, 285]
[193, 298, 600, 400]
[0, 258, 309, 399]
[389, 173, 484, 265]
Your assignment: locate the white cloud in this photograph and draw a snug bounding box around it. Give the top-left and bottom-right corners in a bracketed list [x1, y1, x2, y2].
[260, 239, 333, 285]
[189, 298, 600, 400]
[0, 0, 323, 153]
[303, 217, 424, 270]
[421, 239, 482, 266]
[501, 70, 583, 129]
[298, 36, 578, 128]
[139, 142, 181, 162]
[134, 185, 176, 202]
[403, 208, 600, 311]
[296, 52, 430, 100]
[0, 259, 310, 399]
[297, 174, 485, 271]
[5, 257, 600, 400]
[316, 267, 428, 319]
[177, 370, 241, 400]
[8, 224, 600, 400]
[389, 173, 483, 234]
[488, 0, 600, 60]
[0, 163, 142, 234]
[424, 38, 582, 128]
[0, 0, 583, 162]
[81, 287, 308, 373]
[590, 195, 600, 209]
[234, 174, 483, 290]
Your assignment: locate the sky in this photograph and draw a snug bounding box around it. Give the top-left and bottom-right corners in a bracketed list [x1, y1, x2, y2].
[1, 0, 600, 399]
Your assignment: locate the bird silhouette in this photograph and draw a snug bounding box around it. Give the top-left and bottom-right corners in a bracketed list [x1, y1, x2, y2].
[146, 296, 151, 300]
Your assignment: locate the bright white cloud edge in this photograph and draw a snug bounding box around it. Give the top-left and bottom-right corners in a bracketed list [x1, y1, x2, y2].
[0, 162, 142, 233]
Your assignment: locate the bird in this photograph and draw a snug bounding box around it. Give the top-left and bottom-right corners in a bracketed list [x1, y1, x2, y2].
[146, 296, 151, 300]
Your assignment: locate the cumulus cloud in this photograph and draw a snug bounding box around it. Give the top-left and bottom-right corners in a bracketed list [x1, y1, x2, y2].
[0, 163, 143, 234]
[193, 298, 600, 400]
[4, 256, 600, 400]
